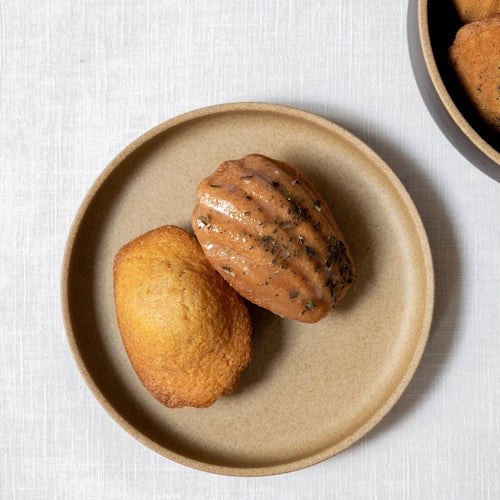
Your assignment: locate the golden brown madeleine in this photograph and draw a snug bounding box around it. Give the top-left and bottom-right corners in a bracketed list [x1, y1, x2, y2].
[449, 14, 500, 132]
[113, 225, 252, 408]
[192, 154, 355, 324]
[452, 0, 500, 23]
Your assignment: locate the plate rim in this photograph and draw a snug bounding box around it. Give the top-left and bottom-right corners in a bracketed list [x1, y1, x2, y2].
[61, 101, 434, 476]
[417, 0, 500, 166]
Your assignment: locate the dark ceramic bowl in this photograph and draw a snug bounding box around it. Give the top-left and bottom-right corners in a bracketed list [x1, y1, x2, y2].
[418, 0, 500, 165]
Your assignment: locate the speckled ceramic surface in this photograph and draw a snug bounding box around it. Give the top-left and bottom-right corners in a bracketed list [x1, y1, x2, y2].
[418, 0, 500, 165]
[61, 102, 434, 476]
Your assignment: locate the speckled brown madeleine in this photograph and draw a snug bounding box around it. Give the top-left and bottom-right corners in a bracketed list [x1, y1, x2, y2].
[113, 225, 252, 408]
[449, 14, 500, 132]
[192, 154, 355, 324]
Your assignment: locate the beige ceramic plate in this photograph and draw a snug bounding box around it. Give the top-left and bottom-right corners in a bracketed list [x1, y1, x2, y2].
[418, 0, 500, 165]
[62, 102, 434, 476]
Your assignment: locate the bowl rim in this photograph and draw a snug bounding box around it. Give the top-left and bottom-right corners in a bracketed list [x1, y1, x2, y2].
[61, 101, 435, 476]
[417, 0, 500, 166]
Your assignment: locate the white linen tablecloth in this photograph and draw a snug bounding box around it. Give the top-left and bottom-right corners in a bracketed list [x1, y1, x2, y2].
[1, 1, 499, 498]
